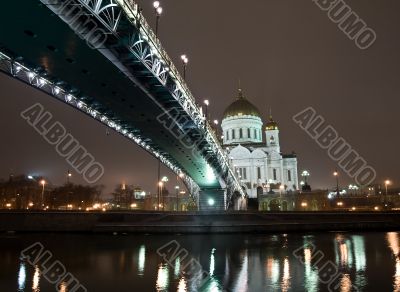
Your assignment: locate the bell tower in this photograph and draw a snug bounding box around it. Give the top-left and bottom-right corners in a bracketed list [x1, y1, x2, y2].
[265, 114, 280, 154]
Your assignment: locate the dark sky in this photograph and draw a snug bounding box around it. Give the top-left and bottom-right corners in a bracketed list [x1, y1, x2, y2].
[1, 0, 399, 196]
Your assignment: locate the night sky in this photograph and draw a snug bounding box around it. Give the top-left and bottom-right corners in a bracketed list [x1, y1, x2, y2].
[0, 0, 399, 196]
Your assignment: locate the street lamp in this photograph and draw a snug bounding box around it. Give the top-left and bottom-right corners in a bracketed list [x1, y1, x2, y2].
[40, 179, 46, 208]
[385, 180, 391, 196]
[153, 1, 163, 37]
[301, 170, 310, 184]
[67, 170, 72, 184]
[213, 119, 219, 137]
[158, 181, 163, 211]
[161, 176, 168, 211]
[181, 54, 188, 80]
[333, 170, 339, 196]
[204, 99, 209, 120]
[175, 185, 180, 211]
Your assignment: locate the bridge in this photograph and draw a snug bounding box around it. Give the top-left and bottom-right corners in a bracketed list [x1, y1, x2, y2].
[0, 0, 246, 210]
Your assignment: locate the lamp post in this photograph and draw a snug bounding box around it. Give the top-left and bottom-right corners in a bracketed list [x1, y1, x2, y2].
[175, 185, 179, 211]
[385, 180, 391, 196]
[67, 170, 72, 184]
[157, 160, 161, 210]
[301, 170, 310, 184]
[333, 170, 339, 196]
[279, 184, 285, 210]
[158, 181, 163, 211]
[176, 172, 184, 211]
[153, 1, 163, 37]
[204, 99, 209, 120]
[213, 119, 219, 137]
[161, 176, 168, 211]
[181, 54, 188, 80]
[40, 179, 46, 208]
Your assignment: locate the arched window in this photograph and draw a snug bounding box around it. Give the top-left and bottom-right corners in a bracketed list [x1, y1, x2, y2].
[254, 129, 257, 139]
[247, 128, 251, 138]
[273, 169, 277, 180]
[226, 131, 229, 140]
[239, 128, 243, 138]
[232, 129, 235, 139]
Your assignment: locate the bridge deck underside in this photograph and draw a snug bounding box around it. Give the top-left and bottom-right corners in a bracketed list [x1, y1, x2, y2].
[0, 1, 220, 188]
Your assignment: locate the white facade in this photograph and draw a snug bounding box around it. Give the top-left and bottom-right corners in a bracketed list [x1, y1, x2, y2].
[221, 115, 263, 144]
[222, 90, 298, 198]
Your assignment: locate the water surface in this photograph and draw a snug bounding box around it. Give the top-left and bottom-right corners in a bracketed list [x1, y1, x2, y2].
[0, 232, 399, 291]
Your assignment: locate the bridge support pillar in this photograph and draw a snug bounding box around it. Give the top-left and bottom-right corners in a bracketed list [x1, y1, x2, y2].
[199, 189, 226, 211]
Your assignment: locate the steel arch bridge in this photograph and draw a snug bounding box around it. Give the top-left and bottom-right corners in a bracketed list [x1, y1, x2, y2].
[0, 0, 246, 210]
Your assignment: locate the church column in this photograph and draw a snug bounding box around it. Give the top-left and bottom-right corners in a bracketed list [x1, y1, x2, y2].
[264, 157, 268, 183]
[250, 158, 255, 197]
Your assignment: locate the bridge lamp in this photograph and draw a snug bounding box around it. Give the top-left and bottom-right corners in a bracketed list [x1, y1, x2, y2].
[179, 172, 184, 179]
[208, 198, 215, 206]
[153, 1, 163, 37]
[181, 54, 189, 80]
[162, 176, 169, 182]
[203, 100, 210, 120]
[28, 175, 34, 180]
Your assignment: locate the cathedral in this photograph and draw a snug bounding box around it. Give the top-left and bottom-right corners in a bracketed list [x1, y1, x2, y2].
[221, 88, 299, 199]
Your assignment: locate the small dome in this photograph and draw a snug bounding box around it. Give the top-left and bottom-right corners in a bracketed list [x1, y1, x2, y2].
[265, 115, 278, 130]
[223, 89, 261, 119]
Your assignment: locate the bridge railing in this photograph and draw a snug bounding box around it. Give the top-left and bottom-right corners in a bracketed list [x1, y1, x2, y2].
[117, 1, 194, 102]
[117, 0, 245, 199]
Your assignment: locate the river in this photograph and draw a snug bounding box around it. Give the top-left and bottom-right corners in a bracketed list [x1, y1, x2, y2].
[1, 231, 399, 291]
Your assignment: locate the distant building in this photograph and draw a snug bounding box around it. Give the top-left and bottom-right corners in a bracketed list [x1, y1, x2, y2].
[221, 88, 299, 199]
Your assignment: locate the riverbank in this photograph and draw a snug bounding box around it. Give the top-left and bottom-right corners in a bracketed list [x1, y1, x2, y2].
[0, 211, 399, 233]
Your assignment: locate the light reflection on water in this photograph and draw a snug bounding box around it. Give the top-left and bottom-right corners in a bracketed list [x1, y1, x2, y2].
[138, 245, 146, 276]
[156, 264, 169, 291]
[32, 266, 40, 292]
[17, 262, 26, 291]
[387, 232, 400, 292]
[2, 232, 400, 291]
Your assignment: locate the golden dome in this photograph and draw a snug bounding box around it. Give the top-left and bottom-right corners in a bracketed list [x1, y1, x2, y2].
[265, 115, 278, 130]
[223, 89, 261, 119]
